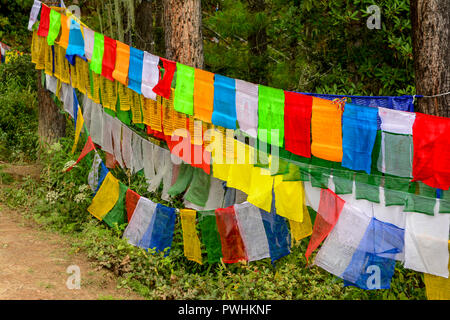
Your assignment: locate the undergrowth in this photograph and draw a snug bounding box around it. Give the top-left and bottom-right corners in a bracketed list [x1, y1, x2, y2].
[0, 136, 427, 300]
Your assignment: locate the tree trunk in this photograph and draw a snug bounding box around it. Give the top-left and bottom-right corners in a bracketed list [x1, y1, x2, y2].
[36, 1, 66, 147]
[36, 70, 66, 146]
[411, 0, 450, 117]
[162, 0, 204, 68]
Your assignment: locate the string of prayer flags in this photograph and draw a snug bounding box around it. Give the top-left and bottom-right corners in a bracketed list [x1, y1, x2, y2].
[90, 32, 104, 74]
[123, 196, 157, 247]
[257, 85, 285, 148]
[412, 113, 450, 190]
[174, 63, 195, 115]
[193, 69, 215, 122]
[305, 188, 345, 262]
[128, 47, 144, 94]
[310, 97, 343, 162]
[37, 4, 50, 37]
[112, 41, 130, 86]
[139, 204, 176, 256]
[235, 80, 258, 139]
[65, 20, 85, 64]
[125, 189, 141, 222]
[83, 27, 95, 60]
[101, 36, 116, 81]
[211, 74, 237, 129]
[284, 92, 312, 158]
[215, 206, 247, 263]
[152, 58, 176, 99]
[87, 172, 120, 220]
[102, 181, 127, 228]
[198, 210, 223, 263]
[180, 209, 203, 264]
[141, 51, 160, 100]
[234, 202, 271, 262]
[28, 0, 41, 31]
[260, 195, 291, 264]
[47, 9, 61, 46]
[341, 103, 378, 174]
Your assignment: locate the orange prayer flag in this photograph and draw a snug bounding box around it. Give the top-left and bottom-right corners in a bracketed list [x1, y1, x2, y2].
[57, 13, 70, 49]
[112, 41, 130, 86]
[193, 69, 214, 123]
[311, 97, 343, 162]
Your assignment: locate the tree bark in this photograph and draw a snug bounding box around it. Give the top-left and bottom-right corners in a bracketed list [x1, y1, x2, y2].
[37, 0, 66, 146]
[36, 71, 66, 146]
[162, 0, 204, 68]
[411, 0, 450, 117]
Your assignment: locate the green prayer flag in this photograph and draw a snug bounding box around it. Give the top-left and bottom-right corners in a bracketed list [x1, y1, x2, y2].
[198, 210, 223, 264]
[173, 63, 195, 115]
[90, 32, 104, 74]
[185, 167, 212, 207]
[103, 182, 127, 227]
[404, 182, 436, 215]
[439, 190, 450, 214]
[167, 162, 194, 196]
[47, 10, 61, 46]
[355, 172, 382, 203]
[257, 85, 285, 148]
[384, 175, 410, 206]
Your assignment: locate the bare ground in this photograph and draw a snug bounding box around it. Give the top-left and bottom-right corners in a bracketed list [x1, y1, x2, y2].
[0, 163, 143, 300]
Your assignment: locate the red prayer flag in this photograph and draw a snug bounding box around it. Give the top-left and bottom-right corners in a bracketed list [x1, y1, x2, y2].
[37, 5, 51, 37]
[412, 113, 450, 190]
[125, 189, 141, 222]
[66, 136, 96, 172]
[215, 206, 247, 263]
[152, 58, 176, 99]
[101, 36, 117, 81]
[305, 188, 345, 262]
[284, 91, 313, 158]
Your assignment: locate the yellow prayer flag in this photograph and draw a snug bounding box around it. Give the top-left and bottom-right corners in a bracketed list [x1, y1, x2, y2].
[247, 167, 274, 212]
[273, 175, 304, 222]
[71, 108, 84, 154]
[87, 172, 119, 221]
[180, 209, 203, 265]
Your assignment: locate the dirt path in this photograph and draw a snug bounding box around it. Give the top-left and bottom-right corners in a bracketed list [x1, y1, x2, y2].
[0, 163, 143, 300]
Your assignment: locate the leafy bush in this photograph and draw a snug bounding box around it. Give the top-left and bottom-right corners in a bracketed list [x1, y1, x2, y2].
[0, 54, 38, 161]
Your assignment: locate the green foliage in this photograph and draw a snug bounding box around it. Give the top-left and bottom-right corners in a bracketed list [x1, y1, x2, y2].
[0, 0, 34, 51]
[203, 0, 414, 96]
[0, 54, 38, 162]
